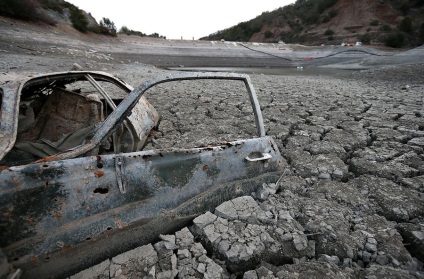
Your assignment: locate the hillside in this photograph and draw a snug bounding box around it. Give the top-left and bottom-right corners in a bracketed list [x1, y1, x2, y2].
[201, 0, 424, 47]
[0, 0, 164, 38]
[0, 0, 101, 32]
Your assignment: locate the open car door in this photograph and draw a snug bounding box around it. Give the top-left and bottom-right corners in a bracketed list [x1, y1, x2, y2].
[0, 72, 284, 278]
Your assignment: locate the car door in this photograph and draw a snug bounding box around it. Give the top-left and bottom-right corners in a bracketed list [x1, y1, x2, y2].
[0, 72, 284, 279]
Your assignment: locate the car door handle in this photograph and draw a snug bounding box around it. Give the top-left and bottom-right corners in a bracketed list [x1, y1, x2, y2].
[245, 153, 272, 162]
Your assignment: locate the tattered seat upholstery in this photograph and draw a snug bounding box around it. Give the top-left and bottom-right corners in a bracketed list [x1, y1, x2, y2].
[16, 88, 103, 158]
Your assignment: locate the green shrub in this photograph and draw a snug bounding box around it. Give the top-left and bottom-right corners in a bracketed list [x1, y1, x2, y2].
[120, 26, 130, 35]
[398, 16, 414, 33]
[370, 20, 379, 26]
[264, 31, 273, 38]
[69, 7, 88, 32]
[322, 9, 337, 23]
[329, 10, 337, 18]
[380, 24, 392, 32]
[327, 35, 334, 41]
[0, 0, 57, 25]
[399, 0, 410, 14]
[99, 17, 117, 36]
[39, 0, 64, 14]
[118, 26, 147, 37]
[305, 11, 320, 24]
[322, 15, 330, 23]
[385, 32, 405, 48]
[0, 0, 40, 21]
[359, 33, 372, 44]
[324, 29, 334, 35]
[148, 33, 166, 39]
[317, 0, 339, 13]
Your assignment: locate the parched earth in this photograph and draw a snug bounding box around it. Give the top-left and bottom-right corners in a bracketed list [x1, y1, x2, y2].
[1, 17, 424, 279]
[69, 65, 424, 279]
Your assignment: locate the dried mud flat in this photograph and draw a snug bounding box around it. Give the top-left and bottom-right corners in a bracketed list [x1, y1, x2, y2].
[71, 66, 424, 279]
[1, 17, 424, 279]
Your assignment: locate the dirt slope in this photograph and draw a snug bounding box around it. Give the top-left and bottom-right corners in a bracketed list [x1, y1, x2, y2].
[303, 0, 401, 43]
[207, 0, 424, 46]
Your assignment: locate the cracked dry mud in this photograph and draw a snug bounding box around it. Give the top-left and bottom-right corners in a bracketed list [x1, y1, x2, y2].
[68, 64, 424, 278]
[1, 21, 423, 277]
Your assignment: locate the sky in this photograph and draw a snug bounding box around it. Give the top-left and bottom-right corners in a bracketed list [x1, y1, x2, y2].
[66, 0, 296, 40]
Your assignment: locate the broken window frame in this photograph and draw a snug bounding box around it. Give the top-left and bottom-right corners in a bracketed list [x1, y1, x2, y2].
[0, 71, 265, 164]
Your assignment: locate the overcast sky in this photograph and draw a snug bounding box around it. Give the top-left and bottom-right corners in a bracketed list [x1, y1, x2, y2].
[66, 0, 295, 39]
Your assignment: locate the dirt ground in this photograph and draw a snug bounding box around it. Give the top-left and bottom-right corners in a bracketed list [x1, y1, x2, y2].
[1, 16, 424, 279]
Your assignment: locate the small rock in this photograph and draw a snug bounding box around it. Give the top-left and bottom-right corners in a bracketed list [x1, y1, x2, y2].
[317, 254, 340, 265]
[342, 258, 352, 268]
[357, 260, 365, 268]
[412, 231, 424, 241]
[345, 245, 354, 259]
[175, 227, 195, 249]
[159, 234, 176, 245]
[362, 251, 372, 263]
[367, 237, 377, 245]
[282, 233, 293, 241]
[243, 270, 258, 279]
[390, 256, 401, 267]
[376, 254, 389, 265]
[147, 266, 155, 279]
[71, 63, 83, 70]
[365, 243, 377, 253]
[293, 233, 308, 251]
[197, 263, 206, 274]
[177, 249, 191, 259]
[203, 259, 224, 278]
[190, 242, 206, 258]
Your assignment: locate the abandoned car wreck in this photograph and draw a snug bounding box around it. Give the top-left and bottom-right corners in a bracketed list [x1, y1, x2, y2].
[0, 71, 284, 278]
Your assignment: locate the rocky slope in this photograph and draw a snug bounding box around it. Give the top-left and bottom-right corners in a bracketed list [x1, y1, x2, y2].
[0, 0, 110, 35]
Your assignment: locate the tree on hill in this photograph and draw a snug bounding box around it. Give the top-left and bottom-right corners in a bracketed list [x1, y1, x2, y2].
[99, 17, 117, 36]
[70, 7, 89, 32]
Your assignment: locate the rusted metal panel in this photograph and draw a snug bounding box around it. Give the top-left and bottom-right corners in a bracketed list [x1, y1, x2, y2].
[1, 136, 283, 278]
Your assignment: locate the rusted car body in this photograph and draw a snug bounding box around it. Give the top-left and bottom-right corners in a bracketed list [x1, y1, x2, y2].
[0, 71, 284, 278]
